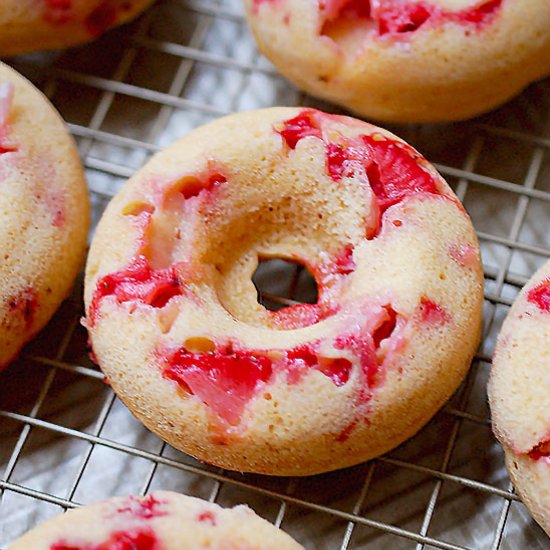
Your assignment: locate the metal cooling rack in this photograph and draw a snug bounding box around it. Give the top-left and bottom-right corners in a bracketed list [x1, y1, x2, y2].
[1, 1, 550, 548]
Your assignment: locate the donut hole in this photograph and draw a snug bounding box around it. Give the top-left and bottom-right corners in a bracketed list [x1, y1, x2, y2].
[170, 145, 368, 329]
[252, 257, 318, 312]
[201, 196, 362, 328]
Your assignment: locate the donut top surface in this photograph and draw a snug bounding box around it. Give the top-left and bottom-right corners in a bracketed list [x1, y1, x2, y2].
[257, 0, 504, 38]
[0, 79, 40, 363]
[245, 1, 550, 123]
[0, 62, 89, 368]
[86, 109, 452, 428]
[0, 0, 152, 55]
[42, 0, 129, 35]
[8, 491, 304, 549]
[1, 0, 138, 36]
[85, 107, 482, 461]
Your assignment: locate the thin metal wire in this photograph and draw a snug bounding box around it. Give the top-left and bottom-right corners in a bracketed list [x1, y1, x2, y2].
[490, 482, 515, 550]
[0, 316, 79, 500]
[339, 463, 377, 549]
[1, 1, 549, 549]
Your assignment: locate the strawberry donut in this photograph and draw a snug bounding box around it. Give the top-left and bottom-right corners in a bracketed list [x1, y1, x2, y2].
[244, 0, 550, 123]
[8, 491, 304, 549]
[84, 107, 483, 476]
[490, 261, 550, 536]
[0, 0, 153, 56]
[0, 62, 89, 369]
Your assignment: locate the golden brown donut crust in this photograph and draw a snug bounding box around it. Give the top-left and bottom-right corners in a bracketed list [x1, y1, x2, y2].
[8, 491, 304, 549]
[244, 0, 550, 123]
[0, 0, 153, 55]
[0, 62, 89, 368]
[490, 259, 550, 536]
[85, 107, 483, 475]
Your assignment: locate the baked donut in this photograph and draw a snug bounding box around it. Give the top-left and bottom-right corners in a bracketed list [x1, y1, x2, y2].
[243, 0, 550, 123]
[84, 107, 483, 476]
[0, 62, 89, 369]
[0, 0, 153, 56]
[8, 491, 304, 549]
[490, 261, 550, 536]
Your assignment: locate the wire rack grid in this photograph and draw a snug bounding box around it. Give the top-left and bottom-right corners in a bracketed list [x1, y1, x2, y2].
[1, 1, 550, 549]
